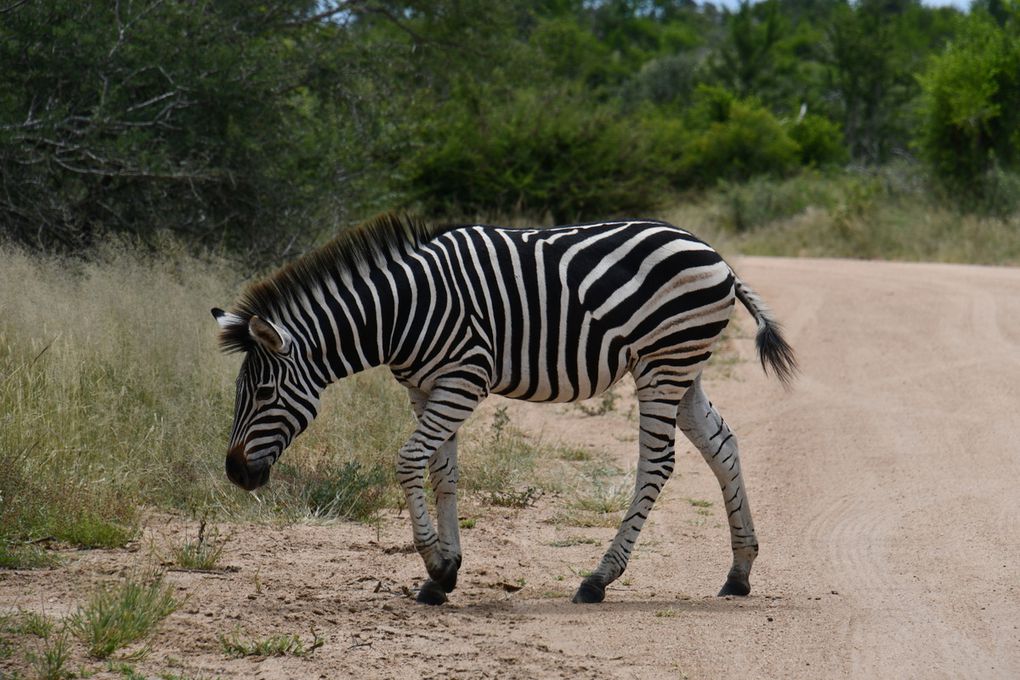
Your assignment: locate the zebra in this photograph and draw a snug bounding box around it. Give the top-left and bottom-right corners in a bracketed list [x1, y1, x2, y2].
[212, 214, 795, 605]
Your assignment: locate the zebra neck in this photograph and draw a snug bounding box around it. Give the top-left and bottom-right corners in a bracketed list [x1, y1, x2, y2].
[308, 258, 401, 383]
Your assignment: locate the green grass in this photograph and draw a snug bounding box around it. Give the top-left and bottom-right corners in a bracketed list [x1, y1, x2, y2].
[548, 536, 600, 547]
[24, 626, 74, 680]
[0, 541, 59, 569]
[459, 406, 543, 503]
[568, 470, 633, 515]
[15, 610, 56, 638]
[218, 629, 323, 658]
[556, 446, 593, 462]
[166, 520, 226, 571]
[70, 570, 180, 659]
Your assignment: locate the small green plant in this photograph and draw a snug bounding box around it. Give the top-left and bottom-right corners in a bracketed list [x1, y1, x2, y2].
[486, 486, 541, 508]
[655, 608, 681, 618]
[458, 518, 476, 529]
[108, 661, 148, 679]
[576, 388, 618, 416]
[70, 570, 180, 659]
[25, 626, 73, 680]
[17, 609, 55, 638]
[556, 446, 592, 462]
[168, 520, 226, 571]
[461, 406, 542, 503]
[548, 536, 600, 547]
[219, 629, 323, 658]
[0, 541, 60, 570]
[568, 471, 632, 515]
[688, 498, 713, 508]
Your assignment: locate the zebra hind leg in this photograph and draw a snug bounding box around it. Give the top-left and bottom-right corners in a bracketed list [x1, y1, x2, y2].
[572, 390, 680, 604]
[677, 377, 759, 596]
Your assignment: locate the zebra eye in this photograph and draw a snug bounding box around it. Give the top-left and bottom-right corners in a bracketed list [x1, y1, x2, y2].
[254, 386, 274, 403]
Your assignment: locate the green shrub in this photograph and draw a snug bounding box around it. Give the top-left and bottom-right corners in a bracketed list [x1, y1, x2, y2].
[404, 88, 670, 222]
[705, 171, 847, 232]
[788, 114, 848, 168]
[917, 6, 1020, 205]
[678, 86, 801, 186]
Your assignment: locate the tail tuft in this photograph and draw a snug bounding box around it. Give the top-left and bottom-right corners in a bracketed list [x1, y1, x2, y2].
[732, 275, 798, 388]
[756, 319, 798, 388]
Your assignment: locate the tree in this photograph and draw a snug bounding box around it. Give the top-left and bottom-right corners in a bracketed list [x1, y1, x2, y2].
[917, 4, 1020, 199]
[0, 1, 409, 259]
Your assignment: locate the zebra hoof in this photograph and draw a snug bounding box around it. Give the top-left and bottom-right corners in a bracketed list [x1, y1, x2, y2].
[571, 578, 606, 604]
[718, 577, 751, 597]
[426, 557, 460, 593]
[416, 580, 448, 605]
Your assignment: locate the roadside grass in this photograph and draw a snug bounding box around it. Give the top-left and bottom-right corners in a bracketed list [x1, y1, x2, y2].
[15, 609, 56, 638]
[218, 629, 323, 658]
[0, 239, 566, 568]
[554, 467, 634, 528]
[662, 166, 1020, 265]
[69, 570, 180, 659]
[8, 168, 1012, 567]
[459, 406, 542, 503]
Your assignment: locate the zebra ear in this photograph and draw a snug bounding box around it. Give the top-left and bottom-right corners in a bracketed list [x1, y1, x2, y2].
[211, 307, 244, 330]
[249, 316, 292, 354]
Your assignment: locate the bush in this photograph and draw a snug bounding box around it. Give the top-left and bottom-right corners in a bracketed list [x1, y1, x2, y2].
[404, 88, 670, 223]
[0, 1, 375, 259]
[677, 86, 801, 186]
[917, 6, 1020, 204]
[788, 114, 849, 167]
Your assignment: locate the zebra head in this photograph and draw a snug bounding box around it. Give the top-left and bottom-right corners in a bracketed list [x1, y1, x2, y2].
[212, 308, 322, 491]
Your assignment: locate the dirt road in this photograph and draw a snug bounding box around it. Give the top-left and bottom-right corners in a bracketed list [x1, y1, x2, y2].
[4, 257, 1019, 679]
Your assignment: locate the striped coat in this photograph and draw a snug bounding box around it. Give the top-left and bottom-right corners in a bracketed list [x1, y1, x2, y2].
[213, 215, 795, 604]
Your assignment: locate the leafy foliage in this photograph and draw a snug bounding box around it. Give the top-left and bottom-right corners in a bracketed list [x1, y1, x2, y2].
[678, 87, 801, 186]
[917, 4, 1020, 208]
[0, 0, 1014, 252]
[406, 88, 671, 222]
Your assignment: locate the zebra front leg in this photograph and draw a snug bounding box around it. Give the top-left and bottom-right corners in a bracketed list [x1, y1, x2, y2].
[573, 393, 680, 604]
[427, 435, 461, 594]
[677, 377, 758, 596]
[399, 387, 477, 605]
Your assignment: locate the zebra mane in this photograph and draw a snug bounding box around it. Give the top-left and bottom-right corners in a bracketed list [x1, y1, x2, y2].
[217, 213, 451, 354]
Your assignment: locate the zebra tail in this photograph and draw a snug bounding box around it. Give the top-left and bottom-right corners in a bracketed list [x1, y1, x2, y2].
[733, 276, 798, 388]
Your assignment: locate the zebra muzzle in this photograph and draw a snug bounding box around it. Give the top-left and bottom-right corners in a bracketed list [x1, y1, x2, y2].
[225, 445, 271, 491]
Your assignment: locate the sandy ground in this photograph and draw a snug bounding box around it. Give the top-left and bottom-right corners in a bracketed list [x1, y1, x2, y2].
[3, 256, 1020, 679]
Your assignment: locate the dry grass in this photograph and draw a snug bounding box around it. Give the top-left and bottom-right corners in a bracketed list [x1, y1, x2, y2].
[0, 239, 562, 568]
[660, 167, 1020, 266]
